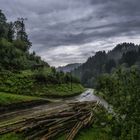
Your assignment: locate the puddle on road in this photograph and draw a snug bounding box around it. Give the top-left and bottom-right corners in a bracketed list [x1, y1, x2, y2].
[64, 89, 109, 109]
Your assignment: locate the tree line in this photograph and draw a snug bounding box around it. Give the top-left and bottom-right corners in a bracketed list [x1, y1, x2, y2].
[73, 43, 140, 87]
[0, 9, 80, 85]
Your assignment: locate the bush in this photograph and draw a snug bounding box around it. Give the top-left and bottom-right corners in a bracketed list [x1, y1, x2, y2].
[95, 67, 140, 139]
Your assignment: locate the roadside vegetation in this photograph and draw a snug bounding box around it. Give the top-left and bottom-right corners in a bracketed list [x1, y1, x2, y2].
[58, 66, 140, 140]
[63, 66, 140, 140]
[0, 92, 40, 105]
[57, 66, 139, 140]
[0, 68, 83, 98]
[0, 9, 84, 104]
[95, 66, 140, 140]
[0, 133, 23, 140]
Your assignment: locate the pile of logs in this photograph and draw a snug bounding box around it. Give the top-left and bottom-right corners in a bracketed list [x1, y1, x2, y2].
[0, 101, 101, 140]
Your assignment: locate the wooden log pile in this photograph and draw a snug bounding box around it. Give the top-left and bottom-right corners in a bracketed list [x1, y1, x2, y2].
[0, 101, 101, 140]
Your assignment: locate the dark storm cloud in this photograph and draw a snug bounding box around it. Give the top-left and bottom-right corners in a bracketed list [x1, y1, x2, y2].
[0, 0, 140, 66]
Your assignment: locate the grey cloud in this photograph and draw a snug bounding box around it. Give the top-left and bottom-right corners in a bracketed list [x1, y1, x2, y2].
[0, 0, 140, 66]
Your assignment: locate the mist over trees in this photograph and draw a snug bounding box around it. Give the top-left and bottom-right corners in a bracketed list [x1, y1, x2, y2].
[73, 43, 140, 87]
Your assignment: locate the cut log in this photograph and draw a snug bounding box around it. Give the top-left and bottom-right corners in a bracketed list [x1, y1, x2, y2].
[0, 101, 101, 140]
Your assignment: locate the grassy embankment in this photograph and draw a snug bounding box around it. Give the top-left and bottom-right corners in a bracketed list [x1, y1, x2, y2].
[0, 133, 23, 140]
[0, 69, 84, 99]
[0, 92, 40, 105]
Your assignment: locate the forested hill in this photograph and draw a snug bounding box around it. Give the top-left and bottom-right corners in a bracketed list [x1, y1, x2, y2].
[73, 43, 140, 87]
[0, 10, 49, 71]
[0, 10, 84, 97]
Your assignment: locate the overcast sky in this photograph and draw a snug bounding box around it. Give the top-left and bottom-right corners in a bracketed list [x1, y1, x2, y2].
[1, 0, 140, 66]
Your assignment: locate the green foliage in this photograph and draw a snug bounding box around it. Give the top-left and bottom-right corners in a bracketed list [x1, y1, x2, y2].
[0, 10, 6, 24]
[120, 50, 139, 67]
[7, 22, 14, 42]
[96, 74, 116, 97]
[105, 59, 116, 73]
[0, 133, 23, 140]
[0, 10, 7, 39]
[96, 67, 140, 139]
[0, 69, 83, 97]
[13, 39, 27, 51]
[14, 19, 31, 51]
[39, 83, 84, 97]
[0, 92, 39, 105]
[74, 51, 108, 87]
[73, 43, 140, 87]
[34, 68, 80, 84]
[0, 10, 48, 71]
[0, 37, 48, 71]
[0, 10, 81, 96]
[74, 125, 112, 140]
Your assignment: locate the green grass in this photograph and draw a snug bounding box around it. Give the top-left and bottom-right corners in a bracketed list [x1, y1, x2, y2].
[0, 92, 40, 105]
[21, 68, 52, 77]
[34, 83, 84, 97]
[49, 83, 84, 96]
[57, 125, 112, 140]
[75, 125, 112, 140]
[0, 70, 84, 97]
[0, 133, 23, 140]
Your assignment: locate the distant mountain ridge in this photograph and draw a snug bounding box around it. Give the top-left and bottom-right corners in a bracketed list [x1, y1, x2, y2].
[57, 63, 81, 73]
[72, 43, 140, 87]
